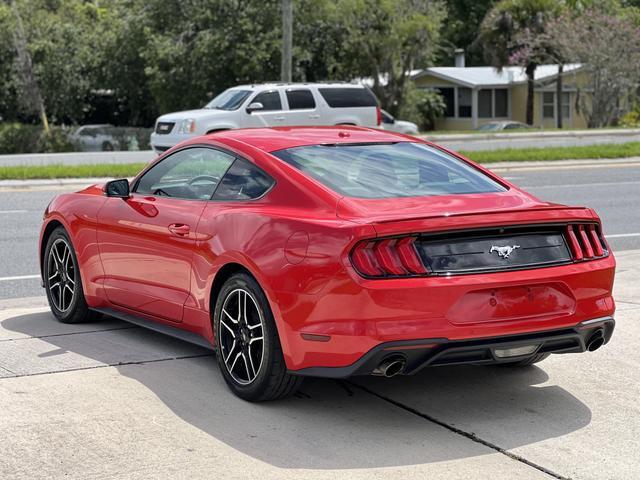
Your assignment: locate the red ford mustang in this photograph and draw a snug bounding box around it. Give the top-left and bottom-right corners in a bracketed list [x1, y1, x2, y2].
[39, 126, 615, 401]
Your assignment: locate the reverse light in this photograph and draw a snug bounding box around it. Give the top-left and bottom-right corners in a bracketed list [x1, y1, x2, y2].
[351, 236, 428, 278]
[177, 118, 196, 134]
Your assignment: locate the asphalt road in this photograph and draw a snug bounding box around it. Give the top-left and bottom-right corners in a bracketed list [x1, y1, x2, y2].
[1, 160, 639, 300]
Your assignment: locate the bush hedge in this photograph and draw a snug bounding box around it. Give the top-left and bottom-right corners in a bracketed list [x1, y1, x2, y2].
[0, 122, 152, 154]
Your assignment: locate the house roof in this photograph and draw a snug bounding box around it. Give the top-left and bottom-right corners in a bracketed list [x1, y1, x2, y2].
[413, 64, 582, 88]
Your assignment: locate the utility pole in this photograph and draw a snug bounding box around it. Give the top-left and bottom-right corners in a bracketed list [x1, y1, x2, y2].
[281, 0, 292, 82]
[10, 0, 50, 134]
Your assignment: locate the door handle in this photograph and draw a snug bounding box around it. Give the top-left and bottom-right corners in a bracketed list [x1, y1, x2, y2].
[168, 223, 190, 237]
[274, 116, 285, 121]
[309, 114, 320, 119]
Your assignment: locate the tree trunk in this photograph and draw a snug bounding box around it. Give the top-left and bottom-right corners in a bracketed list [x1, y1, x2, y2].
[10, 0, 49, 133]
[556, 64, 563, 129]
[525, 63, 536, 126]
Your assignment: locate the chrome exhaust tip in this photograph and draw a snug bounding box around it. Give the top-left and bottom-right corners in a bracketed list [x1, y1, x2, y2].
[587, 329, 605, 352]
[372, 356, 406, 377]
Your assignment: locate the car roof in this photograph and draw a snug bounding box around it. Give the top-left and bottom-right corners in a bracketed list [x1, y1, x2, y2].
[230, 82, 367, 90]
[208, 126, 410, 153]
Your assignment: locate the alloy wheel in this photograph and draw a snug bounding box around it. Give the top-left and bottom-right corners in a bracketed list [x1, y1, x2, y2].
[219, 288, 265, 385]
[47, 238, 76, 312]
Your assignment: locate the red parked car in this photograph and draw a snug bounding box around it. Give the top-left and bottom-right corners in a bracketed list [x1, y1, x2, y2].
[39, 126, 615, 401]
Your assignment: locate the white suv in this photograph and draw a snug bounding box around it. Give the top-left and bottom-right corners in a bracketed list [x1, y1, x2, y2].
[150, 82, 381, 152]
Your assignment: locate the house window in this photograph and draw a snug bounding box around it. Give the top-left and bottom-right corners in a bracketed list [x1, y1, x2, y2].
[543, 92, 571, 119]
[494, 89, 508, 117]
[543, 92, 555, 118]
[479, 89, 509, 118]
[458, 88, 472, 117]
[436, 87, 455, 117]
[561, 92, 570, 118]
[478, 90, 492, 118]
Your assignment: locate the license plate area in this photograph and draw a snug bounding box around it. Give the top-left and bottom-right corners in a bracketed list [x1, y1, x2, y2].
[447, 283, 576, 325]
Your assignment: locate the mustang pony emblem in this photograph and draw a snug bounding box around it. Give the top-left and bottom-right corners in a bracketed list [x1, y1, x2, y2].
[490, 245, 520, 259]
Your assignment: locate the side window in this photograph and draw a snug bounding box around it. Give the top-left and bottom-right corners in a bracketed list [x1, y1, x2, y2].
[135, 147, 235, 200]
[213, 158, 274, 201]
[252, 91, 282, 111]
[286, 89, 316, 110]
[318, 88, 377, 108]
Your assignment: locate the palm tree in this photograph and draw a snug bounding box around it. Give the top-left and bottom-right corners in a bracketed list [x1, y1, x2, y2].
[475, 0, 563, 125]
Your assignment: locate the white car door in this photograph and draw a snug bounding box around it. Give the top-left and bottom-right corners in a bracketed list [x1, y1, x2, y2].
[243, 90, 288, 128]
[282, 88, 321, 126]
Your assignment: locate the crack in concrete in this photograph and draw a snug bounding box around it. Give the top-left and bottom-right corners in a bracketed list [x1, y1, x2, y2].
[0, 326, 139, 343]
[0, 353, 213, 380]
[351, 382, 572, 480]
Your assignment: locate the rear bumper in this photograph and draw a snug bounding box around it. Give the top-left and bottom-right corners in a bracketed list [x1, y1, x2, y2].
[290, 316, 615, 378]
[277, 254, 616, 371]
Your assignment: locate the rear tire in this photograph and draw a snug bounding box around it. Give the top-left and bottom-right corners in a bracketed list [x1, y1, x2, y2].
[497, 352, 550, 367]
[213, 273, 302, 401]
[43, 227, 101, 324]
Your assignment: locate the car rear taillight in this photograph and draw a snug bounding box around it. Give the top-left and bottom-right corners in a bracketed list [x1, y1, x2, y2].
[376, 106, 382, 126]
[350, 236, 428, 278]
[565, 224, 607, 261]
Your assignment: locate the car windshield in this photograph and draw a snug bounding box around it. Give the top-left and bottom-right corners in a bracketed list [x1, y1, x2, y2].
[205, 89, 251, 110]
[272, 142, 506, 199]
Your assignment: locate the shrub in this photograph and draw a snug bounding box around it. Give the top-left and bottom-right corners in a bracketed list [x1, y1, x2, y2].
[620, 109, 640, 128]
[0, 123, 74, 154]
[397, 84, 446, 131]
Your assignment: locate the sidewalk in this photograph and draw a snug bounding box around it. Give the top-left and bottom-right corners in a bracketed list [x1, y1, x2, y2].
[1, 251, 638, 479]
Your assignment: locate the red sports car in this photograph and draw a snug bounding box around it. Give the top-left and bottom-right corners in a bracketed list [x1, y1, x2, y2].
[39, 126, 615, 401]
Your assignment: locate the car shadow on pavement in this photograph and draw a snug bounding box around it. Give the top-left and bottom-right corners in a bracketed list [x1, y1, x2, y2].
[3, 310, 592, 470]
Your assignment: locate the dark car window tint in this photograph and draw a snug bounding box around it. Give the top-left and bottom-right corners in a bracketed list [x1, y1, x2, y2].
[135, 148, 235, 200]
[252, 91, 282, 111]
[272, 142, 506, 199]
[318, 87, 377, 108]
[286, 89, 316, 110]
[213, 158, 274, 201]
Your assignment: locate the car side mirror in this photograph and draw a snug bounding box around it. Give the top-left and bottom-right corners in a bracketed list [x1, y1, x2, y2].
[246, 102, 264, 114]
[105, 179, 130, 198]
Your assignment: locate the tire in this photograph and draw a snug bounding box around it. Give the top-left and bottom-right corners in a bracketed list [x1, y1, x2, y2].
[496, 352, 550, 367]
[101, 141, 114, 151]
[213, 273, 302, 401]
[43, 227, 101, 324]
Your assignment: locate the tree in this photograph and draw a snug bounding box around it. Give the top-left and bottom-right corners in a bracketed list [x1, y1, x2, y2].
[438, 0, 497, 66]
[338, 0, 446, 115]
[137, 0, 282, 115]
[546, 6, 640, 127]
[475, 0, 563, 125]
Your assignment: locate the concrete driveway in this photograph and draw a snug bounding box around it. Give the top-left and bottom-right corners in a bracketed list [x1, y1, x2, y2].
[1, 250, 638, 480]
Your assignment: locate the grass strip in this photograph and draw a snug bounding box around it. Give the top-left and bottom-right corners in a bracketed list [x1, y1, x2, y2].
[0, 163, 147, 180]
[1, 142, 640, 179]
[460, 142, 640, 163]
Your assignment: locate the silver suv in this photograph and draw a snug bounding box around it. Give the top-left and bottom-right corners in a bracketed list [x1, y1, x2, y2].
[150, 82, 381, 153]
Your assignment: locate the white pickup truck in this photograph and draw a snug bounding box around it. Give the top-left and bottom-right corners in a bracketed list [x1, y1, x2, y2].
[150, 82, 381, 153]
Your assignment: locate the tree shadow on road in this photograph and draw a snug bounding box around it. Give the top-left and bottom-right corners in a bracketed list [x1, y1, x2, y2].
[2, 310, 592, 470]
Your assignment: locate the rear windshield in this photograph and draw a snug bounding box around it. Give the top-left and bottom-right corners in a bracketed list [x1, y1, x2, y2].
[318, 87, 377, 108]
[272, 142, 506, 199]
[205, 89, 251, 110]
